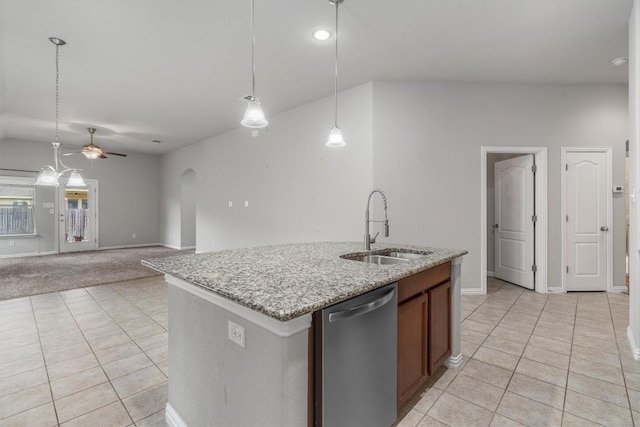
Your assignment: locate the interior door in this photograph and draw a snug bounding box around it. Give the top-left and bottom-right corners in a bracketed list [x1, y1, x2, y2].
[494, 155, 535, 289]
[565, 152, 609, 291]
[58, 180, 97, 252]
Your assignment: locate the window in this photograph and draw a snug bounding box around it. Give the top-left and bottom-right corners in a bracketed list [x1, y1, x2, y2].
[0, 185, 35, 235]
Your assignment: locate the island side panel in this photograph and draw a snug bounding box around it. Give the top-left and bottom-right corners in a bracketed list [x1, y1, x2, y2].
[167, 284, 309, 427]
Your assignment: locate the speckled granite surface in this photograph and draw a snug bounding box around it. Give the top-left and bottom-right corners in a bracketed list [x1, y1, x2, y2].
[142, 242, 467, 321]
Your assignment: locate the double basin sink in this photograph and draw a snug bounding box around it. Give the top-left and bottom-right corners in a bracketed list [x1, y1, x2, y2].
[340, 249, 431, 265]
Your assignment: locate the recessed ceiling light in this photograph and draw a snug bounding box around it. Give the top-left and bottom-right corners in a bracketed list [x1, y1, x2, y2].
[611, 56, 629, 66]
[312, 29, 332, 41]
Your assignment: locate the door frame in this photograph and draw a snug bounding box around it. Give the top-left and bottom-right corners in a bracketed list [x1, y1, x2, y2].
[480, 146, 548, 295]
[561, 147, 613, 292]
[56, 179, 99, 253]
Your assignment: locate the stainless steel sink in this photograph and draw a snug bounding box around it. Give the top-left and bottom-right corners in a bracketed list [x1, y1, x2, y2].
[340, 249, 430, 265]
[349, 255, 409, 265]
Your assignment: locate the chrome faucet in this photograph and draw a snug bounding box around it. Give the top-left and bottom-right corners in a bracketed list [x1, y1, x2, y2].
[365, 188, 389, 250]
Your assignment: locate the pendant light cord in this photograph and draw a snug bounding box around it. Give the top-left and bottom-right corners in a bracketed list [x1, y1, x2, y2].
[251, 0, 256, 100]
[54, 43, 60, 171]
[334, 0, 339, 127]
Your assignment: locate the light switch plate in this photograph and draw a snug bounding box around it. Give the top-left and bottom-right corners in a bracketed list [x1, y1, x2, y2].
[228, 320, 245, 348]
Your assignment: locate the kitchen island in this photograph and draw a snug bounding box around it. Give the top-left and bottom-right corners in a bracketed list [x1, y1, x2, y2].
[143, 242, 466, 427]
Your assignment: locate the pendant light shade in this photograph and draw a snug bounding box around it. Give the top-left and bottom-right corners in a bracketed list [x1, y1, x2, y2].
[67, 170, 86, 187]
[326, 0, 345, 147]
[241, 98, 268, 128]
[326, 125, 345, 148]
[241, 0, 268, 129]
[35, 168, 59, 186]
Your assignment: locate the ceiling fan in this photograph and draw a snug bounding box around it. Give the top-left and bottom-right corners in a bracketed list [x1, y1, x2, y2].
[64, 128, 127, 159]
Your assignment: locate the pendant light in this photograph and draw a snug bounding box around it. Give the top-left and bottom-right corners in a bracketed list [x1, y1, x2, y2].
[326, 0, 345, 148]
[241, 0, 268, 128]
[35, 37, 86, 187]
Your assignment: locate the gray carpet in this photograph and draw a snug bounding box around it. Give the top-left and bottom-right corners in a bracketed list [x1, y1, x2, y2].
[0, 246, 194, 301]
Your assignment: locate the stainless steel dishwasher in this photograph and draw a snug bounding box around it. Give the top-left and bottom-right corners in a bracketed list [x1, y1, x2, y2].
[322, 282, 397, 427]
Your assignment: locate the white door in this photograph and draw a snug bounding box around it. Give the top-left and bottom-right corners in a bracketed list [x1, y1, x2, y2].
[565, 151, 609, 291]
[58, 180, 98, 252]
[494, 155, 535, 289]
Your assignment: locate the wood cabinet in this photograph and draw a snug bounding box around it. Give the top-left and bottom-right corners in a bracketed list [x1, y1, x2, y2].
[397, 262, 451, 408]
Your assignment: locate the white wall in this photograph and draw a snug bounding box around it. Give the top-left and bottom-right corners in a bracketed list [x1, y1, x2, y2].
[160, 83, 374, 252]
[628, 0, 640, 359]
[0, 138, 162, 255]
[372, 82, 628, 291]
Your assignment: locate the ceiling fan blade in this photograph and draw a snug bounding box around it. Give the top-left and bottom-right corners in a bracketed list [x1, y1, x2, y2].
[62, 152, 78, 156]
[104, 152, 127, 157]
[99, 154, 108, 159]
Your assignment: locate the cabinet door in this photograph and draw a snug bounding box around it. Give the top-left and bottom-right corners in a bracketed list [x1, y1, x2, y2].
[397, 293, 427, 407]
[428, 280, 451, 375]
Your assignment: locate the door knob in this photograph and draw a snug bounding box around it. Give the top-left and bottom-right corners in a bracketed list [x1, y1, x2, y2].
[493, 224, 499, 229]
[600, 226, 609, 231]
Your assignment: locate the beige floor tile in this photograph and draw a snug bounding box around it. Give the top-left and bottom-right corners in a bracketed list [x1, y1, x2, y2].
[126, 324, 165, 340]
[394, 408, 424, 427]
[461, 328, 489, 345]
[482, 336, 526, 357]
[497, 319, 535, 334]
[572, 333, 619, 355]
[561, 412, 602, 427]
[0, 353, 44, 379]
[145, 345, 168, 364]
[628, 388, 640, 412]
[51, 366, 109, 400]
[473, 346, 519, 371]
[47, 352, 100, 381]
[571, 344, 622, 369]
[0, 367, 48, 398]
[82, 324, 124, 341]
[569, 357, 625, 386]
[88, 331, 132, 352]
[102, 352, 155, 380]
[95, 342, 142, 364]
[496, 391, 562, 426]
[122, 381, 167, 422]
[461, 320, 495, 335]
[527, 335, 571, 356]
[633, 410, 640, 426]
[427, 392, 493, 427]
[521, 345, 570, 370]
[0, 402, 57, 427]
[625, 370, 640, 391]
[515, 358, 567, 388]
[574, 325, 617, 343]
[135, 410, 168, 427]
[412, 387, 442, 414]
[157, 359, 169, 377]
[430, 367, 459, 390]
[461, 339, 481, 356]
[489, 414, 525, 426]
[135, 332, 168, 352]
[40, 332, 87, 354]
[43, 342, 92, 366]
[506, 373, 565, 409]
[538, 310, 575, 326]
[445, 374, 504, 411]
[111, 365, 167, 399]
[55, 382, 119, 423]
[460, 359, 513, 389]
[60, 400, 133, 427]
[567, 371, 629, 408]
[0, 383, 51, 419]
[415, 415, 448, 427]
[489, 326, 530, 344]
[564, 390, 633, 426]
[532, 324, 573, 343]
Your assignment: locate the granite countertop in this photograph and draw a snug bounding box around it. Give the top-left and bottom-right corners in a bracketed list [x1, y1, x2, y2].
[142, 242, 467, 322]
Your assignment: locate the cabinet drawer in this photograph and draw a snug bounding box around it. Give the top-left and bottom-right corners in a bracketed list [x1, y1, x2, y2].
[397, 261, 451, 303]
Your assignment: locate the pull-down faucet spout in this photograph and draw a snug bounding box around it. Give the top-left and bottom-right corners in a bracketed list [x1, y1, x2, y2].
[365, 188, 389, 250]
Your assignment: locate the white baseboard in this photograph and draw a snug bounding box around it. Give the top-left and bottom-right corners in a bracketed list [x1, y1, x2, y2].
[180, 245, 196, 250]
[487, 271, 495, 277]
[166, 403, 187, 427]
[461, 288, 485, 296]
[161, 243, 182, 250]
[98, 243, 165, 251]
[611, 285, 628, 293]
[628, 326, 640, 361]
[0, 250, 57, 259]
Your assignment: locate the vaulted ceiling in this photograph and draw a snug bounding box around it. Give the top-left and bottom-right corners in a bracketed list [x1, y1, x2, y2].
[0, 0, 633, 155]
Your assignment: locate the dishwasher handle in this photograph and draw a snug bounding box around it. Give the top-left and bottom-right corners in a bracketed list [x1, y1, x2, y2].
[328, 288, 396, 323]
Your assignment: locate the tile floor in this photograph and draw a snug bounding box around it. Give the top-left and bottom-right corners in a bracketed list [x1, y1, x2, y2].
[0, 276, 638, 426]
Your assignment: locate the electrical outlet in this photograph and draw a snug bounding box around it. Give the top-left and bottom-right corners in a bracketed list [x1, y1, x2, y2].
[228, 320, 245, 348]
[228, 201, 233, 207]
[244, 200, 249, 207]
[9, 240, 15, 247]
[132, 233, 136, 239]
